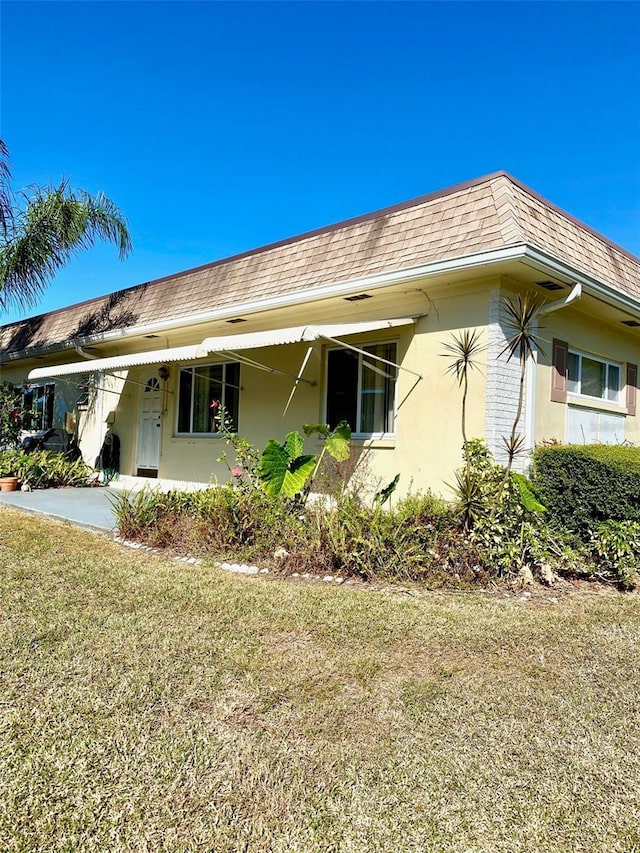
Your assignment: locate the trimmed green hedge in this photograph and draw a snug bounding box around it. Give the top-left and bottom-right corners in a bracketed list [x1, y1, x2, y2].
[531, 445, 640, 532]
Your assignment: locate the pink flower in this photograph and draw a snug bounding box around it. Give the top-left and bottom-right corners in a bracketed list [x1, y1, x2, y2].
[210, 399, 220, 410]
[231, 466, 243, 478]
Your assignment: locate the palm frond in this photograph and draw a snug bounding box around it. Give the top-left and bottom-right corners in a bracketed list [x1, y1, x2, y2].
[442, 329, 485, 385]
[0, 177, 132, 310]
[502, 433, 527, 464]
[499, 293, 546, 363]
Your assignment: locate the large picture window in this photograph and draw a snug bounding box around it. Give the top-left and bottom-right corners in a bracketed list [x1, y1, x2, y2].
[326, 342, 397, 436]
[177, 362, 240, 435]
[567, 350, 621, 403]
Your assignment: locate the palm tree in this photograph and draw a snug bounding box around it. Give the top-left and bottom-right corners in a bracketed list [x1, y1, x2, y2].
[0, 139, 131, 311]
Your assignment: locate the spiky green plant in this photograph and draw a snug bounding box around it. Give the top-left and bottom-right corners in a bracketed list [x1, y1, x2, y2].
[499, 293, 545, 475]
[442, 329, 485, 456]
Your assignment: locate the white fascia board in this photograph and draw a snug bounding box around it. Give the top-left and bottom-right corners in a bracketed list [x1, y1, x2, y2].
[521, 246, 640, 317]
[73, 246, 529, 347]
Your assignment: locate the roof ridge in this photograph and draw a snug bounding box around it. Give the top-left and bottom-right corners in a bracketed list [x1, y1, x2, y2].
[489, 174, 529, 248]
[501, 174, 640, 265]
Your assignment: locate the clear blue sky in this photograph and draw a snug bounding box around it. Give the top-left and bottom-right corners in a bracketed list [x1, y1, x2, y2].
[1, 1, 639, 325]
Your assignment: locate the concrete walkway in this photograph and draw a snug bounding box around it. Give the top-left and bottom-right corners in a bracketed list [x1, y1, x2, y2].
[0, 486, 119, 533]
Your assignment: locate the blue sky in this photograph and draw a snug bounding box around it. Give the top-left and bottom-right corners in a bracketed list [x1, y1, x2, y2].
[1, 0, 639, 325]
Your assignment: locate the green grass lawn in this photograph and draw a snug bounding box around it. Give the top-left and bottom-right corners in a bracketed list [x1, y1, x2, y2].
[1, 508, 639, 853]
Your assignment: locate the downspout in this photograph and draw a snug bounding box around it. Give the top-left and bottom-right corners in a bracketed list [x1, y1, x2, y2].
[74, 343, 100, 360]
[524, 283, 582, 464]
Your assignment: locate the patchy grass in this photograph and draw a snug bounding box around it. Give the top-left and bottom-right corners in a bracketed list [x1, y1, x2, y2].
[0, 508, 639, 853]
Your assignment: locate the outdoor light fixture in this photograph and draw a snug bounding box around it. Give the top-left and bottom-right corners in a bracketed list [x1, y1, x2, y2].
[158, 365, 170, 381]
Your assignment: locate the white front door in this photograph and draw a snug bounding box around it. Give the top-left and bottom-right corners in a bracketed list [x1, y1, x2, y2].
[136, 376, 163, 472]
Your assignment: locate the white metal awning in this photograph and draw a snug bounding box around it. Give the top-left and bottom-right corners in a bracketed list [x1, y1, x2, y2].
[28, 318, 416, 381]
[28, 345, 203, 380]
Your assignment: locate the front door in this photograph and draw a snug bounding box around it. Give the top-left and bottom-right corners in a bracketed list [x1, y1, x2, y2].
[136, 376, 162, 475]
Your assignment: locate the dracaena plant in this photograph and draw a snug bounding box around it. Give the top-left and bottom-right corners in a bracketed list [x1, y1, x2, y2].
[442, 328, 485, 462]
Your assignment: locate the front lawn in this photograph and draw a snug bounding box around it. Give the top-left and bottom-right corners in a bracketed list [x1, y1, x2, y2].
[0, 508, 639, 852]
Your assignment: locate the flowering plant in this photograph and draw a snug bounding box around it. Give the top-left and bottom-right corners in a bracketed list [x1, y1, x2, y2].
[0, 382, 29, 450]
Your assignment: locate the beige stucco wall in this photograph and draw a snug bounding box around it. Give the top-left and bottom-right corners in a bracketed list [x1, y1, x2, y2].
[535, 309, 640, 445]
[130, 282, 494, 496]
[5, 273, 637, 498]
[0, 280, 495, 496]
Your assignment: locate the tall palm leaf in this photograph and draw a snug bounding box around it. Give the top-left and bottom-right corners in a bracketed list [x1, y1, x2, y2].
[0, 141, 131, 311]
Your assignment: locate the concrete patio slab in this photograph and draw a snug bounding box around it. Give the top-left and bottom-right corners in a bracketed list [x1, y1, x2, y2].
[0, 486, 118, 533]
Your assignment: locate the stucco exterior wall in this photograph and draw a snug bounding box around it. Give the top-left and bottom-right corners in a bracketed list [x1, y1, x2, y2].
[535, 309, 639, 445]
[3, 274, 636, 496]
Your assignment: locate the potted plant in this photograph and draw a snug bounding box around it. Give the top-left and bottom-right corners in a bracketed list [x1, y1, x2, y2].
[0, 450, 21, 491]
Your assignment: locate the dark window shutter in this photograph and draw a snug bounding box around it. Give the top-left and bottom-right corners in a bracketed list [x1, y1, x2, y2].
[550, 339, 568, 403]
[627, 362, 637, 417]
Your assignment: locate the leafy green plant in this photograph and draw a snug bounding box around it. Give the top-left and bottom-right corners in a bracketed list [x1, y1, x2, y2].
[0, 382, 29, 449]
[259, 421, 351, 500]
[214, 403, 262, 489]
[588, 520, 640, 588]
[531, 444, 640, 532]
[259, 431, 317, 498]
[0, 448, 91, 488]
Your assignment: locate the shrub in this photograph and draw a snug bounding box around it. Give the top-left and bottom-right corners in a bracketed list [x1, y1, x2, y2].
[588, 520, 640, 589]
[531, 445, 640, 532]
[0, 382, 28, 449]
[0, 449, 92, 488]
[112, 484, 489, 587]
[112, 486, 309, 559]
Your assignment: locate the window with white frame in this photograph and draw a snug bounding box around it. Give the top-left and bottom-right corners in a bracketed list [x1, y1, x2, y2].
[325, 342, 397, 436]
[176, 362, 240, 434]
[567, 350, 621, 403]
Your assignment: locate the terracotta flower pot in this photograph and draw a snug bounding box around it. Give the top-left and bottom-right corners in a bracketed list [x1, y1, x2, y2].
[0, 477, 19, 492]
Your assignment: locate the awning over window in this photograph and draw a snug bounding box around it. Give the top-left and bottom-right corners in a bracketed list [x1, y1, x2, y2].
[28, 345, 203, 380]
[28, 318, 416, 381]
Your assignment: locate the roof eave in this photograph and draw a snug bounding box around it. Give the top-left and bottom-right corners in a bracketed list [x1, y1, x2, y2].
[521, 245, 640, 317]
[3, 242, 639, 365]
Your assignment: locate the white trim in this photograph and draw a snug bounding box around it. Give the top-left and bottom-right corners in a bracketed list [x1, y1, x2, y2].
[521, 246, 640, 317]
[28, 319, 416, 381]
[10, 243, 639, 363]
[324, 339, 400, 439]
[44, 247, 531, 347]
[567, 348, 623, 405]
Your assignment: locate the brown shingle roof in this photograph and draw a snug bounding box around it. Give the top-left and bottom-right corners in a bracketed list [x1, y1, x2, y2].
[1, 172, 639, 356]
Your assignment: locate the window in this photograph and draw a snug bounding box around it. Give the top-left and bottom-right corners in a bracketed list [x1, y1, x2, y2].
[23, 383, 55, 431]
[567, 350, 621, 403]
[176, 362, 240, 434]
[326, 342, 397, 436]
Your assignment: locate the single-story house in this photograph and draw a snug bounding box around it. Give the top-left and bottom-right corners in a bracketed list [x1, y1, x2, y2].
[0, 172, 638, 495]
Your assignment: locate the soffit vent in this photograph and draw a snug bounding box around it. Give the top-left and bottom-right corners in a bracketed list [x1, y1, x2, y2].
[621, 320, 640, 327]
[226, 318, 247, 324]
[536, 280, 564, 291]
[344, 293, 373, 302]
